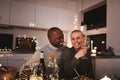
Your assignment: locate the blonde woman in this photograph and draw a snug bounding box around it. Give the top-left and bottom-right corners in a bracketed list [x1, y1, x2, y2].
[62, 30, 93, 80]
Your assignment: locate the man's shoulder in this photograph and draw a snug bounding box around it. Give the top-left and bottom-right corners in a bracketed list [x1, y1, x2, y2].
[40, 44, 49, 50]
[40, 44, 58, 53]
[33, 44, 48, 53]
[61, 46, 70, 52]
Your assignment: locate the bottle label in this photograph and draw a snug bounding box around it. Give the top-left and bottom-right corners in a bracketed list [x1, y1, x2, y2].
[40, 52, 44, 58]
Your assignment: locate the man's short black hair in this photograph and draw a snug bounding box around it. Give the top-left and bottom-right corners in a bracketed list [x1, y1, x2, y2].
[47, 27, 63, 38]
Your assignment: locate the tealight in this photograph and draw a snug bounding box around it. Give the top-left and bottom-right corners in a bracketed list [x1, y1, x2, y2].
[100, 76, 111, 80]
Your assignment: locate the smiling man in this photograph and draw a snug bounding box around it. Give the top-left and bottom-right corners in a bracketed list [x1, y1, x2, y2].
[20, 27, 67, 80]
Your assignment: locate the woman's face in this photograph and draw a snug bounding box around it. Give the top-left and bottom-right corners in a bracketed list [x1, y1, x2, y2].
[71, 31, 84, 51]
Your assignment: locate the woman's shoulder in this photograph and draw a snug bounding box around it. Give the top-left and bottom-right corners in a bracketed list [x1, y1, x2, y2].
[61, 46, 76, 55]
[61, 46, 69, 50]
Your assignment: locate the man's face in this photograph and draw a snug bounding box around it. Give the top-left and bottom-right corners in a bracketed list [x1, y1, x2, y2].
[49, 30, 64, 48]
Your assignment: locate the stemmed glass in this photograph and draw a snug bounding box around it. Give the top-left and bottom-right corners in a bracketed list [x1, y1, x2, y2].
[81, 45, 88, 59]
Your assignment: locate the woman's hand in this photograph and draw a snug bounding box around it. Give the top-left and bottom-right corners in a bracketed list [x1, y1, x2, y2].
[75, 48, 87, 59]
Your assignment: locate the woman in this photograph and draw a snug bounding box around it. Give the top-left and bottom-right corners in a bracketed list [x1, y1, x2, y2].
[62, 30, 93, 80]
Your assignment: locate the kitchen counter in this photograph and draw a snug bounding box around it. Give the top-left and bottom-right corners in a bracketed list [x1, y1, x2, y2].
[92, 55, 120, 80]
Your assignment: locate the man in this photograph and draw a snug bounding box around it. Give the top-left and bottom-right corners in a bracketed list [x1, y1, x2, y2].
[20, 27, 67, 79]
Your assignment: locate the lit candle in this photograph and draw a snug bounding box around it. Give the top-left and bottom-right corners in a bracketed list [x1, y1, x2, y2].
[23, 35, 26, 39]
[91, 49, 97, 56]
[3, 77, 7, 80]
[33, 36, 36, 40]
[100, 76, 111, 80]
[91, 40, 93, 51]
[0, 64, 2, 67]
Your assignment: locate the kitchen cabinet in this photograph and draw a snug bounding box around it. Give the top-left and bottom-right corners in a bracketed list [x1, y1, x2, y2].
[0, 0, 11, 25]
[0, 0, 75, 31]
[35, 5, 75, 31]
[10, 0, 35, 27]
[35, 5, 57, 29]
[56, 8, 75, 31]
[0, 53, 33, 71]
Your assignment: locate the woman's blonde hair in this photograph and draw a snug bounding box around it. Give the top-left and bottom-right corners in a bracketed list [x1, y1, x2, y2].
[71, 30, 85, 37]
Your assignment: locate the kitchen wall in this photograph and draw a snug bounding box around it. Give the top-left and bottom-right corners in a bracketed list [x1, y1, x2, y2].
[107, 0, 120, 54]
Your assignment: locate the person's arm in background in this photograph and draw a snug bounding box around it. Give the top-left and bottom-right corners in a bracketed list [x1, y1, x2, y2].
[26, 50, 41, 66]
[20, 50, 40, 75]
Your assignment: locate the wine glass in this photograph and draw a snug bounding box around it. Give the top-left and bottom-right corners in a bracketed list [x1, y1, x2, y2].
[81, 46, 88, 59]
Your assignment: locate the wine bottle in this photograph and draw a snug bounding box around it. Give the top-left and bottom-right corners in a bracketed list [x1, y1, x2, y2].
[37, 51, 47, 80]
[36, 62, 42, 76]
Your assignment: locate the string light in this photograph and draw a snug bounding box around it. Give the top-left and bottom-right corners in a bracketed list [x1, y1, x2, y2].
[73, 14, 79, 30]
[80, 0, 85, 31]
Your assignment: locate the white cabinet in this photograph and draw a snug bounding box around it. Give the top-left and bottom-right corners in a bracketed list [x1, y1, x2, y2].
[56, 8, 75, 31]
[10, 0, 35, 27]
[0, 0, 11, 25]
[35, 5, 57, 29]
[0, 0, 75, 30]
[35, 5, 75, 31]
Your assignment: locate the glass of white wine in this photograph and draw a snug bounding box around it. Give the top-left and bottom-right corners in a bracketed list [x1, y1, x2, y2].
[81, 45, 88, 59]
